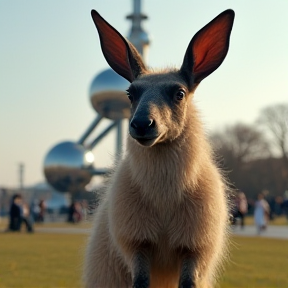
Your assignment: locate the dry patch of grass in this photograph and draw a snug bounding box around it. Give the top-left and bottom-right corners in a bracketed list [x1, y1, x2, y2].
[0, 232, 287, 288]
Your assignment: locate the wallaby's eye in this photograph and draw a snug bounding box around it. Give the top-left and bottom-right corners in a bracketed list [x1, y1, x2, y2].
[175, 89, 186, 101]
[126, 89, 133, 103]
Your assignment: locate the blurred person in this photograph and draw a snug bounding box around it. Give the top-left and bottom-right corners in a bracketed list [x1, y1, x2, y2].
[21, 202, 34, 233]
[232, 191, 248, 229]
[7, 194, 22, 231]
[281, 197, 288, 221]
[37, 199, 46, 222]
[68, 201, 82, 223]
[81, 200, 88, 221]
[254, 193, 270, 234]
[30, 199, 41, 222]
[68, 201, 76, 223]
[74, 201, 83, 222]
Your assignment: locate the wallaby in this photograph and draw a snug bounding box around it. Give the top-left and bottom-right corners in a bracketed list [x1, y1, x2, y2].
[84, 9, 235, 288]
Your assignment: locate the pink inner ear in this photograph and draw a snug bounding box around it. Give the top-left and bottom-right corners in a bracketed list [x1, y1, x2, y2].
[92, 12, 134, 82]
[192, 15, 232, 76]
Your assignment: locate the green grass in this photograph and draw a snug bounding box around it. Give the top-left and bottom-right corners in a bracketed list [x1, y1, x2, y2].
[0, 232, 287, 288]
[0, 233, 87, 288]
[220, 237, 288, 288]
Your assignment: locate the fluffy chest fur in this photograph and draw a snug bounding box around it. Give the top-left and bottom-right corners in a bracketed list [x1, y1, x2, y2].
[107, 133, 226, 257]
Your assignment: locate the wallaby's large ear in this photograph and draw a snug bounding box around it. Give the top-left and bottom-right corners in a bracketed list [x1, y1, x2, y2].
[91, 10, 146, 83]
[180, 9, 235, 85]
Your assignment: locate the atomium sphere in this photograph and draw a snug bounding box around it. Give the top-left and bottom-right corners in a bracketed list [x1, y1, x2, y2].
[43, 141, 94, 193]
[90, 68, 131, 120]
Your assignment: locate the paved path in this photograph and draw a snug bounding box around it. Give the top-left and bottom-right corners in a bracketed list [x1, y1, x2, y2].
[35, 227, 91, 234]
[35, 225, 288, 240]
[231, 225, 288, 239]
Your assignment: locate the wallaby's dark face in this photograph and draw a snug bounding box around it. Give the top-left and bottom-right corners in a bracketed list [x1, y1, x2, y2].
[91, 9, 234, 147]
[126, 71, 193, 146]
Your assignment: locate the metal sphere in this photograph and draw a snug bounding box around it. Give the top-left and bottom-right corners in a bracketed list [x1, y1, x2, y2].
[89, 68, 131, 120]
[43, 141, 94, 193]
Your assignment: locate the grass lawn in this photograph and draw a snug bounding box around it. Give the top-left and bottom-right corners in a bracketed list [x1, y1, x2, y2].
[220, 237, 288, 288]
[0, 233, 87, 288]
[0, 231, 287, 288]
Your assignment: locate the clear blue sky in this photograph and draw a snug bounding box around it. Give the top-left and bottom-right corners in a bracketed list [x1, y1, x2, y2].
[1, 0, 287, 188]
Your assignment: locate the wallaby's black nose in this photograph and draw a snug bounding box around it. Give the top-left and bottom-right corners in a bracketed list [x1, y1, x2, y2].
[130, 117, 155, 136]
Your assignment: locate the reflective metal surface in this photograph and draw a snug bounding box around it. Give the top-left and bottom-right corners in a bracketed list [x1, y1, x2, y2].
[43, 1, 151, 194]
[90, 69, 131, 120]
[88, 120, 119, 149]
[43, 142, 94, 193]
[78, 115, 103, 145]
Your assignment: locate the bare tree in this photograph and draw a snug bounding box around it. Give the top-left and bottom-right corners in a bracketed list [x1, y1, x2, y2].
[211, 123, 270, 192]
[258, 103, 288, 162]
[212, 123, 270, 165]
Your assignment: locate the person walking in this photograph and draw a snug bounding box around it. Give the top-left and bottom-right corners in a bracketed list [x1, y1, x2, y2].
[254, 193, 270, 234]
[232, 191, 248, 229]
[7, 194, 22, 231]
[21, 202, 34, 232]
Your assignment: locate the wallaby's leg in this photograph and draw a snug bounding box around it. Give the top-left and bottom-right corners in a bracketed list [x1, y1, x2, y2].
[132, 251, 150, 288]
[179, 257, 196, 288]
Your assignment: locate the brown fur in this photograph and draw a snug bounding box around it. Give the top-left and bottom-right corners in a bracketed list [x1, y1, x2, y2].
[84, 9, 235, 288]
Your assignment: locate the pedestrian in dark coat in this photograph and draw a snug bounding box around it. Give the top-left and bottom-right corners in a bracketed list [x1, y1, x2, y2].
[8, 194, 22, 231]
